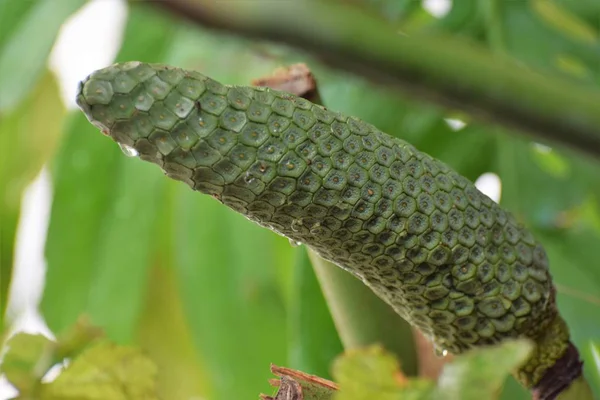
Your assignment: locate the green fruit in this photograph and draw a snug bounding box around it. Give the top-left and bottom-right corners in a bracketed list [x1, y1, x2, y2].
[76, 62, 572, 388]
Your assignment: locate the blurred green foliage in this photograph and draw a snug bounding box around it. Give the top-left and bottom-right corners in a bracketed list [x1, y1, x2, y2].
[0, 320, 159, 399]
[1, 1, 600, 399]
[0, 325, 532, 400]
[332, 341, 533, 400]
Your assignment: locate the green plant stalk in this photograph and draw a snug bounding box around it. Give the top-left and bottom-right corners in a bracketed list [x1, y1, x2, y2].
[308, 250, 418, 376]
[76, 62, 588, 399]
[152, 0, 600, 159]
[288, 247, 345, 379]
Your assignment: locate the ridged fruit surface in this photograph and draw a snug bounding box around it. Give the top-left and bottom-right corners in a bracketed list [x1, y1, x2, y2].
[76, 62, 570, 387]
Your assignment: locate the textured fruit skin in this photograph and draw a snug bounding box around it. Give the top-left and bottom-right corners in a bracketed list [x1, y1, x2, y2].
[76, 62, 570, 387]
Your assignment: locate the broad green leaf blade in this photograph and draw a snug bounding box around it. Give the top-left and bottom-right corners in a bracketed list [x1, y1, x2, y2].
[552, 0, 600, 31]
[495, 136, 586, 226]
[83, 155, 165, 342]
[495, 1, 600, 81]
[532, 0, 597, 44]
[137, 263, 212, 399]
[288, 248, 343, 379]
[42, 4, 177, 337]
[362, 0, 421, 23]
[430, 0, 482, 36]
[0, 0, 86, 112]
[499, 377, 529, 400]
[42, 113, 120, 333]
[1, 71, 65, 330]
[0, 333, 54, 395]
[174, 184, 290, 400]
[435, 339, 533, 400]
[0, 0, 36, 50]
[39, 341, 159, 400]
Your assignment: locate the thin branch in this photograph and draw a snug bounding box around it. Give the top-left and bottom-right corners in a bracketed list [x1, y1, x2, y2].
[152, 0, 600, 159]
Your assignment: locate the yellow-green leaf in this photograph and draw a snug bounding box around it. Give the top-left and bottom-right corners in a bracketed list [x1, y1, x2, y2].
[0, 71, 65, 329]
[40, 341, 159, 400]
[332, 345, 433, 400]
[0, 333, 55, 395]
[435, 339, 533, 400]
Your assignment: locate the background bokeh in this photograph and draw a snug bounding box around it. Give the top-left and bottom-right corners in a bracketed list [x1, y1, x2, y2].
[1, 0, 600, 399]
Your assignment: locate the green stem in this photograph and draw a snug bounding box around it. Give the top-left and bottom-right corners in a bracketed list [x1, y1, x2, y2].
[153, 0, 600, 159]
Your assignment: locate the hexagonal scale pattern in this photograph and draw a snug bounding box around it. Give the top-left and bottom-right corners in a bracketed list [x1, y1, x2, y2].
[76, 62, 565, 388]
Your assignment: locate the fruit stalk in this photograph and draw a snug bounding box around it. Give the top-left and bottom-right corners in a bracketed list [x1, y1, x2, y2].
[76, 62, 584, 397]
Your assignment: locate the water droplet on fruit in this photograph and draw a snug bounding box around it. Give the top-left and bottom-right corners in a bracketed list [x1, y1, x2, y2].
[434, 346, 448, 358]
[288, 238, 302, 247]
[243, 172, 256, 184]
[118, 143, 138, 157]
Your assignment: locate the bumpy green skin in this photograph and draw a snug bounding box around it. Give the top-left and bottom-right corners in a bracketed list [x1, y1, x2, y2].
[76, 62, 569, 387]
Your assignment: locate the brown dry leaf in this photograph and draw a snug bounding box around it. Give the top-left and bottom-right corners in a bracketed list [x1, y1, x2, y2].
[261, 364, 338, 400]
[251, 63, 321, 103]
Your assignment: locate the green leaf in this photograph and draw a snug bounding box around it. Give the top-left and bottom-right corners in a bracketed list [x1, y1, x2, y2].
[551, 0, 600, 31]
[0, 0, 86, 112]
[0, 71, 65, 330]
[288, 248, 343, 379]
[83, 157, 165, 342]
[39, 341, 159, 400]
[174, 183, 290, 400]
[531, 0, 597, 44]
[42, 114, 120, 333]
[362, 0, 421, 22]
[42, 3, 177, 339]
[332, 345, 433, 400]
[494, 136, 585, 227]
[136, 264, 211, 399]
[430, 0, 483, 36]
[0, 333, 55, 395]
[0, 0, 37, 51]
[435, 340, 533, 400]
[493, 1, 600, 80]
